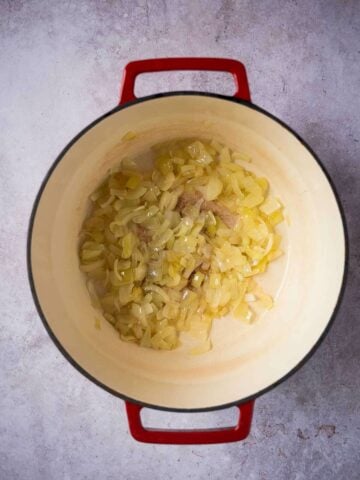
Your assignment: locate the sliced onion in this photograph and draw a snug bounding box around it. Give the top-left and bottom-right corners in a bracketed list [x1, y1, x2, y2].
[79, 137, 284, 353]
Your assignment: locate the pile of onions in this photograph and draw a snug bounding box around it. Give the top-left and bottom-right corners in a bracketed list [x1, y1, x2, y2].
[79, 139, 284, 353]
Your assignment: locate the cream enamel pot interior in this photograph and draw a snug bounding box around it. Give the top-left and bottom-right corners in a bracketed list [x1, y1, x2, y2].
[28, 58, 347, 444]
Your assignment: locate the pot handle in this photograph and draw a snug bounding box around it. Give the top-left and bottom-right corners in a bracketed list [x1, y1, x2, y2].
[119, 58, 251, 104]
[125, 400, 254, 444]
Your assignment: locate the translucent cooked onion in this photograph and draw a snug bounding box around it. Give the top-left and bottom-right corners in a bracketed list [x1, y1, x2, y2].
[79, 139, 284, 352]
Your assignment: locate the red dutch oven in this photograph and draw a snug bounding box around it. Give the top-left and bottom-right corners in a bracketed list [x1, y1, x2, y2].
[28, 58, 347, 444]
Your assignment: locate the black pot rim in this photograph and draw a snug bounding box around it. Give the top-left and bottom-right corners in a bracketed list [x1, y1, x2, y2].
[27, 91, 349, 413]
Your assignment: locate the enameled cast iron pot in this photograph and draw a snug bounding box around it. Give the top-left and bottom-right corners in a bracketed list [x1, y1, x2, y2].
[28, 58, 347, 444]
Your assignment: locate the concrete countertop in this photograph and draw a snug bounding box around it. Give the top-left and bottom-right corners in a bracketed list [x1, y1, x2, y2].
[1, 1, 359, 479]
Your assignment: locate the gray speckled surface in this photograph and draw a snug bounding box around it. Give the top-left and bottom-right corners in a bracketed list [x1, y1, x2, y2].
[1, 1, 359, 479]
